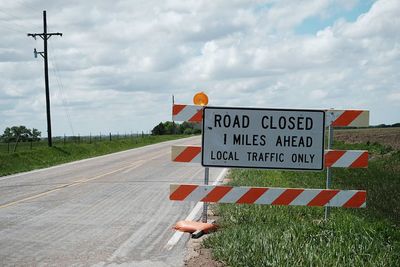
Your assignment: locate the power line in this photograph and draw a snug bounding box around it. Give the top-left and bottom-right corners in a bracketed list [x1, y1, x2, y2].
[27, 10, 62, 147]
[14, 0, 43, 15]
[0, 19, 27, 34]
[0, 9, 22, 20]
[0, 9, 41, 31]
[0, 22, 26, 34]
[48, 45, 75, 136]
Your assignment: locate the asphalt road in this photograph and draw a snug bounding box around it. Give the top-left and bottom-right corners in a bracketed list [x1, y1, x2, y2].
[0, 136, 225, 267]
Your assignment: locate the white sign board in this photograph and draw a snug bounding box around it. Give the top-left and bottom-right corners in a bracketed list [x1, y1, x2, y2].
[202, 107, 325, 170]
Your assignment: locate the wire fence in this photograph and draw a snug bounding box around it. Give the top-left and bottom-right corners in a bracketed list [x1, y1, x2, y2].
[0, 132, 150, 154]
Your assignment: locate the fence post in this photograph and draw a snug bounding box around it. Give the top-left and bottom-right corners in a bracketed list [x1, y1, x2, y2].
[100, 132, 102, 141]
[89, 133, 92, 144]
[13, 135, 21, 153]
[30, 140, 33, 150]
[7, 141, 10, 153]
[109, 132, 112, 141]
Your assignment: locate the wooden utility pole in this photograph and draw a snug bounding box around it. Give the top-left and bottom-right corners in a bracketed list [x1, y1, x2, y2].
[28, 10, 62, 147]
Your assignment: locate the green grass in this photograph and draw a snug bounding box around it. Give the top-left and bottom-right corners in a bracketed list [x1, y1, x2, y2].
[204, 141, 400, 266]
[0, 135, 189, 177]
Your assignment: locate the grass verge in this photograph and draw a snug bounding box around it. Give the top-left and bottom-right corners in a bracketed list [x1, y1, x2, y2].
[0, 134, 189, 177]
[204, 141, 400, 266]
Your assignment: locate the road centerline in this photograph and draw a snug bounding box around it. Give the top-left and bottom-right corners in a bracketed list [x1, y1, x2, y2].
[0, 160, 146, 209]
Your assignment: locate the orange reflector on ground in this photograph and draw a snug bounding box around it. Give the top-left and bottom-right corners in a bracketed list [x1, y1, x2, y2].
[173, 220, 217, 233]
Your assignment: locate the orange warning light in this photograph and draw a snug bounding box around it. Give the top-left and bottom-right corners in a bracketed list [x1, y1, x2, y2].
[193, 92, 209, 106]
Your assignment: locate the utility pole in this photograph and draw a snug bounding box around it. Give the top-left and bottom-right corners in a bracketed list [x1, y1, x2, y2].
[172, 94, 175, 135]
[28, 10, 62, 147]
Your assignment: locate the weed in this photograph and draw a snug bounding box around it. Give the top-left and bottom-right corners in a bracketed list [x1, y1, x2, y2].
[205, 142, 400, 266]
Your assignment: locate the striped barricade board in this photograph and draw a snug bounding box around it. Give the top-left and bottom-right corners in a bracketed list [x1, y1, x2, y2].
[170, 184, 366, 208]
[170, 102, 369, 212]
[172, 104, 369, 127]
[324, 149, 368, 168]
[171, 145, 369, 168]
[326, 110, 369, 128]
[172, 104, 203, 123]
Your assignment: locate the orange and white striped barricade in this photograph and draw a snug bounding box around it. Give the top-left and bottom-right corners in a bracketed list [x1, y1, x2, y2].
[172, 104, 203, 123]
[171, 145, 369, 168]
[172, 104, 370, 128]
[170, 184, 366, 208]
[324, 109, 369, 218]
[324, 149, 368, 168]
[171, 145, 202, 164]
[170, 102, 369, 220]
[325, 110, 369, 128]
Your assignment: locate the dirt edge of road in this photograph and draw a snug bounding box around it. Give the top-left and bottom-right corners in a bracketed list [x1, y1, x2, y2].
[184, 234, 223, 267]
[184, 207, 224, 267]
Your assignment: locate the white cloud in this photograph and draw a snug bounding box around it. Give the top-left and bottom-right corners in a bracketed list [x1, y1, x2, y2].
[0, 0, 399, 136]
[339, 0, 400, 39]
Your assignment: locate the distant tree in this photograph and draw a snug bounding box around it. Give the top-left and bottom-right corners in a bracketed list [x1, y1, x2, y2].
[376, 124, 389, 128]
[31, 128, 42, 141]
[1, 126, 41, 153]
[151, 122, 166, 135]
[183, 128, 194, 135]
[151, 121, 201, 135]
[182, 121, 201, 134]
[163, 121, 178, 134]
[1, 127, 13, 142]
[1, 126, 41, 142]
[179, 122, 192, 133]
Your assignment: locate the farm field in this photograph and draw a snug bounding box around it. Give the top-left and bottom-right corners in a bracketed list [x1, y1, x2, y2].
[334, 127, 400, 150]
[203, 127, 400, 266]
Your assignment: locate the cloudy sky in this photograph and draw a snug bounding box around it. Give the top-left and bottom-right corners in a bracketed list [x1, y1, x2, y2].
[0, 0, 399, 136]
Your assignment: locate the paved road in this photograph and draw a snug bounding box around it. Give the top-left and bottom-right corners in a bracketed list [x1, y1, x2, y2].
[0, 136, 225, 267]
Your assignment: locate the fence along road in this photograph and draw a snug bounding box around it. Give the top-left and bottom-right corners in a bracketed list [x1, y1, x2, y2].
[0, 136, 223, 266]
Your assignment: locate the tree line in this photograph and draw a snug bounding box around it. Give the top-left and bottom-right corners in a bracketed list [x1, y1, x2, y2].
[1, 126, 41, 142]
[371, 123, 400, 128]
[3, 122, 398, 141]
[151, 121, 201, 135]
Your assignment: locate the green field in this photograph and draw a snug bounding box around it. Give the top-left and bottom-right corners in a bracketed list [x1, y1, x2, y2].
[204, 141, 400, 266]
[0, 134, 188, 177]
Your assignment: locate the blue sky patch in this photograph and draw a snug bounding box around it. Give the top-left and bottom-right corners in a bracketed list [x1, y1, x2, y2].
[295, 0, 375, 35]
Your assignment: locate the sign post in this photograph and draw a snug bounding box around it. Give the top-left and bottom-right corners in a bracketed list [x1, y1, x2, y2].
[202, 167, 209, 223]
[325, 125, 334, 219]
[193, 92, 210, 223]
[325, 109, 335, 220]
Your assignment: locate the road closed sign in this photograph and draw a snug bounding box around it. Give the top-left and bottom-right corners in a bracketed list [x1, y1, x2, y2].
[202, 107, 325, 170]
